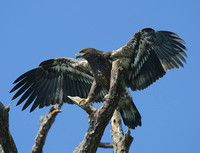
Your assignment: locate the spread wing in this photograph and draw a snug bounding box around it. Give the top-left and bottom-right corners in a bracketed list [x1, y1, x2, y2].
[10, 57, 106, 112]
[111, 28, 187, 91]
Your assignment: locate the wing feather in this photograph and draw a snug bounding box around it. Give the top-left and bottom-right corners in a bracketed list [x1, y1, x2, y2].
[30, 77, 52, 112]
[111, 28, 187, 91]
[16, 84, 35, 106]
[22, 77, 48, 110]
[62, 75, 68, 102]
[10, 57, 96, 111]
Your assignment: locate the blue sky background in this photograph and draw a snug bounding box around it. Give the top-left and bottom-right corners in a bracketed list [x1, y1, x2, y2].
[0, 0, 199, 153]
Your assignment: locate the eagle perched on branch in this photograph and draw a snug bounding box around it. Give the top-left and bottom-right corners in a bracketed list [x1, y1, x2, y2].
[10, 28, 187, 129]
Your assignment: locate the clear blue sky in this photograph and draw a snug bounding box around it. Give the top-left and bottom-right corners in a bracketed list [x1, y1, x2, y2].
[0, 0, 199, 153]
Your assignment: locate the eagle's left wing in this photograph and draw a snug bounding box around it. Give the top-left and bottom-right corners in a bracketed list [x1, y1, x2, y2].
[111, 28, 187, 91]
[10, 57, 106, 112]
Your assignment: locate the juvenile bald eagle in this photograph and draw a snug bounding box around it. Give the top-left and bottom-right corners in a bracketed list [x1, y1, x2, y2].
[10, 28, 187, 129]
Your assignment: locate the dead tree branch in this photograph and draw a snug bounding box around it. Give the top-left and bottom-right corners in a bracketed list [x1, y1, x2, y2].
[69, 60, 125, 153]
[111, 109, 133, 153]
[31, 104, 62, 153]
[117, 129, 133, 153]
[98, 142, 113, 148]
[67, 96, 97, 115]
[0, 101, 18, 153]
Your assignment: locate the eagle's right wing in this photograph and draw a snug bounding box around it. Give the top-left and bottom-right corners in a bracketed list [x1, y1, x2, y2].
[10, 57, 106, 112]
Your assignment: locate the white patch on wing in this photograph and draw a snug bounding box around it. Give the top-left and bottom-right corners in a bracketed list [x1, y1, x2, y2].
[131, 48, 151, 78]
[97, 70, 103, 77]
[51, 58, 93, 82]
[51, 75, 64, 104]
[118, 58, 131, 69]
[132, 39, 148, 67]
[57, 75, 63, 103]
[53, 64, 69, 72]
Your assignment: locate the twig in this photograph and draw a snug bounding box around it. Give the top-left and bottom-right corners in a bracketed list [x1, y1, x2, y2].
[31, 103, 62, 153]
[0, 101, 18, 153]
[99, 142, 113, 148]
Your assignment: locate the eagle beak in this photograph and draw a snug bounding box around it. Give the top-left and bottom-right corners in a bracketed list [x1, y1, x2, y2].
[75, 52, 83, 59]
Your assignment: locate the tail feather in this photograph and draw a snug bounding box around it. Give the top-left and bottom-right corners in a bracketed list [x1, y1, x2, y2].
[118, 98, 141, 129]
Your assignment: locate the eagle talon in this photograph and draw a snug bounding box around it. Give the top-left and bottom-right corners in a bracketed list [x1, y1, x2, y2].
[104, 94, 109, 101]
[79, 98, 90, 105]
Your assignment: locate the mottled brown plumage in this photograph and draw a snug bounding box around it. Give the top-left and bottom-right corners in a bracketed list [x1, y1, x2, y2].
[75, 48, 112, 101]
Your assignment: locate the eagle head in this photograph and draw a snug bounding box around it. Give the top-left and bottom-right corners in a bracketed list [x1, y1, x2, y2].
[75, 48, 97, 59]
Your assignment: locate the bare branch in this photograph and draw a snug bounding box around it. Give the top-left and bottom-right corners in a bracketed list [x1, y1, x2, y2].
[111, 109, 133, 153]
[68, 96, 97, 114]
[0, 101, 18, 153]
[118, 129, 133, 152]
[99, 142, 113, 148]
[31, 104, 62, 153]
[111, 109, 124, 152]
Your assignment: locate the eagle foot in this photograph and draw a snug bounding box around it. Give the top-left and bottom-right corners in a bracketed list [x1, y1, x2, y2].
[79, 98, 90, 105]
[104, 94, 109, 101]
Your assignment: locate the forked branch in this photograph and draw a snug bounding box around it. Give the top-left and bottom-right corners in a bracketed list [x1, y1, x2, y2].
[31, 104, 62, 153]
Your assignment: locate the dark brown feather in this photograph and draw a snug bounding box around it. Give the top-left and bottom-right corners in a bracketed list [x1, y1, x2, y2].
[10, 57, 105, 112]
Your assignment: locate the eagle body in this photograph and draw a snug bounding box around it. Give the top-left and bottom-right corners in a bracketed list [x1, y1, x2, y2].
[75, 49, 112, 102]
[76, 48, 142, 128]
[82, 49, 112, 91]
[10, 28, 187, 129]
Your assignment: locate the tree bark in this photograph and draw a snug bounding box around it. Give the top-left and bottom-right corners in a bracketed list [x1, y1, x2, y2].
[111, 109, 133, 153]
[0, 102, 18, 153]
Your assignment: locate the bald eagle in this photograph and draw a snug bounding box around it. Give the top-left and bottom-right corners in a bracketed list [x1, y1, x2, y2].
[10, 28, 187, 129]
